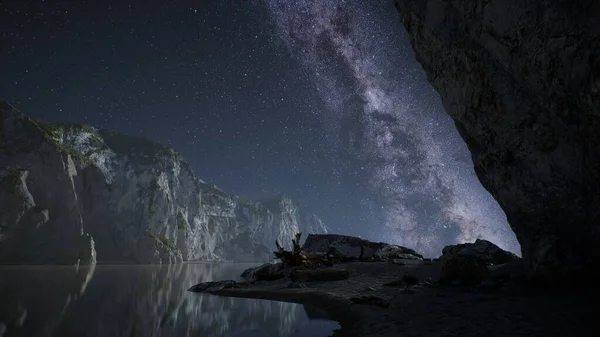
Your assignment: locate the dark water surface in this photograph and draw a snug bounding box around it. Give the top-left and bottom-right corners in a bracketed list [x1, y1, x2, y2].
[0, 263, 340, 337]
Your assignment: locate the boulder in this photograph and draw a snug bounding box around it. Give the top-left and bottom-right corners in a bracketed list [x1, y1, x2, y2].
[303, 234, 382, 260]
[240, 262, 285, 282]
[440, 239, 520, 265]
[375, 245, 423, 261]
[302, 234, 422, 262]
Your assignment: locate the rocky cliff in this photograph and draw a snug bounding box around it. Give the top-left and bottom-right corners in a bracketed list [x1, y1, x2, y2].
[0, 100, 327, 264]
[394, 0, 600, 284]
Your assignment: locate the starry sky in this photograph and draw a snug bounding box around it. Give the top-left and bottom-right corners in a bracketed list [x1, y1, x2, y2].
[0, 0, 519, 257]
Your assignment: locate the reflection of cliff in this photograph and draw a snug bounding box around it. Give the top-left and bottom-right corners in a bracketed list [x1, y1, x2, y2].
[51, 263, 306, 337]
[0, 265, 95, 337]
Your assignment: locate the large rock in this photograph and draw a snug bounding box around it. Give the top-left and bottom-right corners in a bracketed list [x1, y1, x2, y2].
[440, 239, 520, 265]
[394, 1, 600, 284]
[240, 262, 285, 282]
[0, 101, 328, 264]
[375, 244, 424, 261]
[302, 234, 423, 261]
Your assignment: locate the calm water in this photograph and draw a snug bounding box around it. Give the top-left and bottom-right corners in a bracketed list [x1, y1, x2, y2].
[0, 263, 340, 337]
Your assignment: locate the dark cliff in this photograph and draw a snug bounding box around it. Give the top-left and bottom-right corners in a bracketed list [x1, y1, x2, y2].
[394, 0, 600, 284]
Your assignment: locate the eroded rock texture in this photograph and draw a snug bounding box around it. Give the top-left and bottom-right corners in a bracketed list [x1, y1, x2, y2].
[440, 239, 519, 265]
[0, 101, 327, 264]
[394, 0, 600, 283]
[302, 234, 423, 261]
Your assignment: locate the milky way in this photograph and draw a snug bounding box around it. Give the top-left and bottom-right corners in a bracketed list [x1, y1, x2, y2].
[0, 0, 520, 257]
[264, 0, 520, 256]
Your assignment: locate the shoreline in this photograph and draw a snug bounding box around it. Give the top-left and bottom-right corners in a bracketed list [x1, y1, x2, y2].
[210, 261, 441, 337]
[200, 261, 599, 337]
[216, 287, 364, 336]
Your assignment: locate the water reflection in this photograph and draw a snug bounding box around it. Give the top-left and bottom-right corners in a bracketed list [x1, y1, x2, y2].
[0, 263, 339, 337]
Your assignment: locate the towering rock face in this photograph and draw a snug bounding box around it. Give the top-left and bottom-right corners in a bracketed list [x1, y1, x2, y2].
[260, 195, 329, 245]
[0, 101, 327, 264]
[394, 1, 600, 283]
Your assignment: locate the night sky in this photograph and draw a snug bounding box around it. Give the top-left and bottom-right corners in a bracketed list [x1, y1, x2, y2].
[1, 0, 519, 257]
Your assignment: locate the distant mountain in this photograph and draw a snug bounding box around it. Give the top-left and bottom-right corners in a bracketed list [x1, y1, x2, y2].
[259, 194, 328, 244]
[0, 100, 328, 264]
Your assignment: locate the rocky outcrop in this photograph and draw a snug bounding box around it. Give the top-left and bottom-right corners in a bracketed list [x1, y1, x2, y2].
[240, 262, 285, 282]
[0, 101, 327, 264]
[394, 1, 600, 284]
[302, 234, 423, 261]
[440, 239, 519, 265]
[188, 280, 243, 293]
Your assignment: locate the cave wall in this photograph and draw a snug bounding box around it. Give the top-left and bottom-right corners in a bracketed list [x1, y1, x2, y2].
[394, 0, 600, 283]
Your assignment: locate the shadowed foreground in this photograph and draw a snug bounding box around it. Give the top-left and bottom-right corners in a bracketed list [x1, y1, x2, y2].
[196, 261, 597, 337]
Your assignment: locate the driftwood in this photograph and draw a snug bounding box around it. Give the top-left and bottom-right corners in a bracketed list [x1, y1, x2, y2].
[274, 232, 339, 268]
[274, 232, 308, 266]
[304, 252, 329, 266]
[290, 268, 350, 282]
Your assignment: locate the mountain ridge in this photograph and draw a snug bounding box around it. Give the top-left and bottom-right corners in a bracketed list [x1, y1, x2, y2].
[0, 100, 328, 264]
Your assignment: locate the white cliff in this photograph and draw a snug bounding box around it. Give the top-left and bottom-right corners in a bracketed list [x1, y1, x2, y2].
[0, 100, 327, 264]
